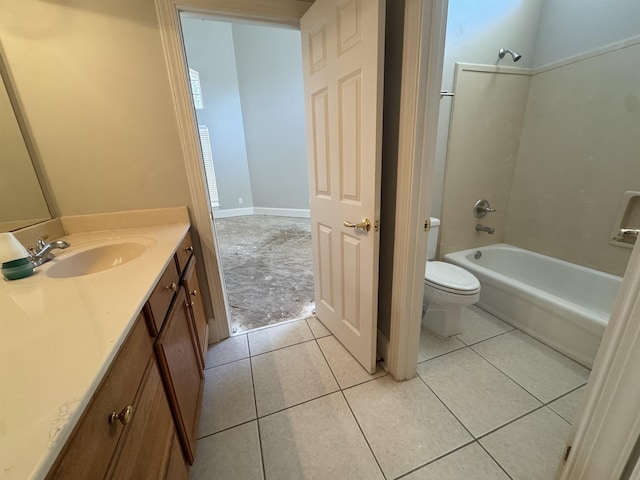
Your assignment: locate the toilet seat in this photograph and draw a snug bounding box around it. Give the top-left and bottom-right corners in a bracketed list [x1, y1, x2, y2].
[425, 261, 480, 295]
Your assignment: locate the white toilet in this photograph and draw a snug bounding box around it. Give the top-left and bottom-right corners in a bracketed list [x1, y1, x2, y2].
[422, 218, 481, 337]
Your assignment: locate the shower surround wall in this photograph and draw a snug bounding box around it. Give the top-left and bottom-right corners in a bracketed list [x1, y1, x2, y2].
[505, 43, 640, 276]
[441, 40, 640, 276]
[439, 65, 530, 255]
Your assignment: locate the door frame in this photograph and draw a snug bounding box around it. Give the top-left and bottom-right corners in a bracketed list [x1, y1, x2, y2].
[154, 0, 309, 343]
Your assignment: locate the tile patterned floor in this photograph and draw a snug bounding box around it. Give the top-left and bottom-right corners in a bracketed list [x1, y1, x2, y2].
[192, 307, 589, 480]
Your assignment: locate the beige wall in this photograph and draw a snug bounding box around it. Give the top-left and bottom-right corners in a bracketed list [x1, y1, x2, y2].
[505, 44, 640, 276]
[0, 1, 191, 217]
[440, 65, 530, 256]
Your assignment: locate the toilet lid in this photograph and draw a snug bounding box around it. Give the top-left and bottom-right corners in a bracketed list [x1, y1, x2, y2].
[425, 261, 480, 293]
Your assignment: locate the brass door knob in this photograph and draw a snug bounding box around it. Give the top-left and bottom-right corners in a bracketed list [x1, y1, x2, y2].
[109, 405, 133, 425]
[343, 218, 371, 232]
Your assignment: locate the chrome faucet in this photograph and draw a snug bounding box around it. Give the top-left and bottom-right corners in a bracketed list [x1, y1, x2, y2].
[29, 236, 70, 267]
[476, 224, 495, 235]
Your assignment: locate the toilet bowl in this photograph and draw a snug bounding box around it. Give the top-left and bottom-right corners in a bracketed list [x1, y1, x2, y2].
[422, 218, 481, 337]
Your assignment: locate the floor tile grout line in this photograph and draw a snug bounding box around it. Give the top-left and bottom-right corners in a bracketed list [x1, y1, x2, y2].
[473, 322, 594, 371]
[339, 390, 388, 480]
[475, 440, 515, 480]
[546, 402, 576, 426]
[419, 363, 541, 478]
[474, 404, 549, 442]
[544, 382, 588, 406]
[457, 326, 516, 348]
[314, 336, 344, 391]
[464, 347, 548, 405]
[415, 373, 478, 440]
[255, 389, 341, 421]
[249, 336, 318, 358]
[248, 354, 267, 480]
[416, 343, 467, 364]
[196, 417, 259, 441]
[415, 368, 521, 477]
[391, 439, 477, 480]
[314, 335, 391, 392]
[204, 354, 251, 371]
[467, 341, 582, 405]
[544, 383, 587, 425]
[417, 364, 550, 443]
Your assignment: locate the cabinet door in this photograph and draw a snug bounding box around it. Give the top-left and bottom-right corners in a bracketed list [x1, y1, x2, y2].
[183, 256, 208, 366]
[155, 288, 204, 465]
[46, 314, 152, 480]
[107, 360, 179, 479]
[165, 432, 190, 480]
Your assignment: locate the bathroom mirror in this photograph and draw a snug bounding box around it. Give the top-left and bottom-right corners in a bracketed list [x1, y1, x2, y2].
[0, 55, 51, 232]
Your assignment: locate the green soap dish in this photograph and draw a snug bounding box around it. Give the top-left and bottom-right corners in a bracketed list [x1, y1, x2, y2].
[2, 257, 35, 280]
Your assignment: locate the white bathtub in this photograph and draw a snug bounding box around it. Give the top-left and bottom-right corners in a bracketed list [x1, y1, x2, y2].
[444, 244, 622, 368]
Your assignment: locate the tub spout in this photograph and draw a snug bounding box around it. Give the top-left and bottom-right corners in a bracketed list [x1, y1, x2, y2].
[476, 224, 495, 234]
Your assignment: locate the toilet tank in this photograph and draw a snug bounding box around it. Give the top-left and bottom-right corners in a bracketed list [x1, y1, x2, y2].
[427, 217, 440, 260]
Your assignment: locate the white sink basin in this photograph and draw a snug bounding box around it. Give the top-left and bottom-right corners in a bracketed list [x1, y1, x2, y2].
[46, 238, 155, 278]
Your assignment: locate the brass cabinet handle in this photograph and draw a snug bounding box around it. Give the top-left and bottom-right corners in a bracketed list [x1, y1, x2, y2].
[343, 218, 371, 232]
[185, 246, 194, 253]
[167, 282, 177, 292]
[109, 405, 133, 425]
[190, 289, 197, 297]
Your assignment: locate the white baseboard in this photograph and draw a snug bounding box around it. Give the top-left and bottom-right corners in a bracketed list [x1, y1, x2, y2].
[253, 207, 310, 218]
[213, 207, 310, 219]
[212, 208, 254, 219]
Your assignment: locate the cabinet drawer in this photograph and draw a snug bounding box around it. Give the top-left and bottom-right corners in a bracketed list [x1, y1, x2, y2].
[46, 314, 153, 480]
[147, 262, 180, 334]
[107, 361, 177, 480]
[175, 231, 194, 276]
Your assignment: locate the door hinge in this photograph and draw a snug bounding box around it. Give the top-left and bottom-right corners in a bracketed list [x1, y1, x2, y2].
[563, 445, 572, 464]
[424, 219, 431, 232]
[375, 220, 380, 232]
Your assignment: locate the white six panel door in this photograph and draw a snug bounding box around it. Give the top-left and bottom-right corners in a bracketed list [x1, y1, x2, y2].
[301, 0, 385, 373]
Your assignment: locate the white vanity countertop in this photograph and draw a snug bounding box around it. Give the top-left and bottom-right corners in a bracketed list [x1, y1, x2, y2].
[0, 217, 190, 480]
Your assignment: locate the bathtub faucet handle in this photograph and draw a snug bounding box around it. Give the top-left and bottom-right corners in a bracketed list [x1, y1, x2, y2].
[473, 199, 496, 218]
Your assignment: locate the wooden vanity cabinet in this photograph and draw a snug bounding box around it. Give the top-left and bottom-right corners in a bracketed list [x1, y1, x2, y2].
[155, 287, 204, 465]
[47, 229, 207, 478]
[106, 359, 187, 480]
[46, 313, 179, 480]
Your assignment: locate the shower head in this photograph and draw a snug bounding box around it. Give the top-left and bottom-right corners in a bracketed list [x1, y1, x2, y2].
[499, 48, 522, 62]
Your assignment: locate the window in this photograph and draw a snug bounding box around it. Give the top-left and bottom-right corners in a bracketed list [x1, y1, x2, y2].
[189, 68, 204, 110]
[198, 126, 220, 208]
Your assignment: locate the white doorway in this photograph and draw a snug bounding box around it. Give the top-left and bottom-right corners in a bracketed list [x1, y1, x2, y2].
[180, 16, 314, 334]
